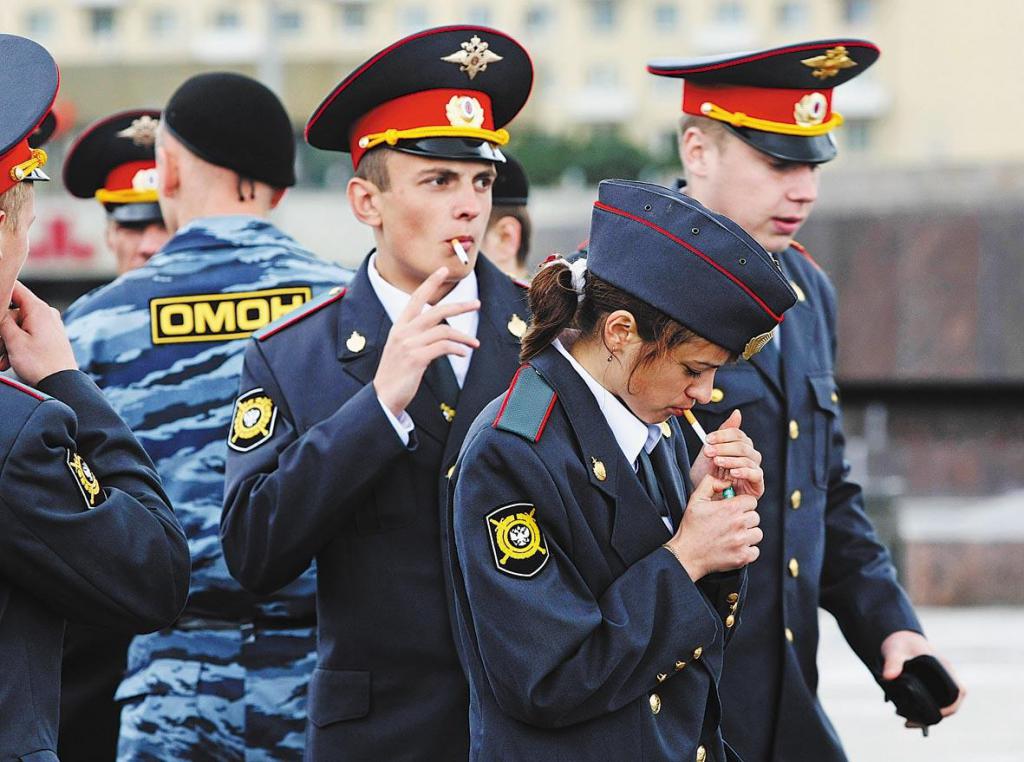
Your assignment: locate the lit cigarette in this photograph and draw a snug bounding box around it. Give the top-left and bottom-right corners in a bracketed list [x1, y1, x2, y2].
[682, 409, 735, 499]
[451, 238, 469, 265]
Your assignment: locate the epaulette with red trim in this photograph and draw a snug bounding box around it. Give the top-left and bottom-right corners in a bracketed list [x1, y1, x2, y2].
[492, 365, 557, 443]
[256, 286, 346, 341]
[0, 375, 48, 401]
[789, 240, 821, 270]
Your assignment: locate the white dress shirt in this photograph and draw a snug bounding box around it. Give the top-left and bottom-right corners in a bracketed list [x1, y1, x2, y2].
[368, 254, 480, 444]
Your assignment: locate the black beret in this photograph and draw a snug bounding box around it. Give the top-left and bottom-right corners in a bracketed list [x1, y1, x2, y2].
[492, 153, 528, 206]
[587, 180, 797, 359]
[164, 72, 296, 188]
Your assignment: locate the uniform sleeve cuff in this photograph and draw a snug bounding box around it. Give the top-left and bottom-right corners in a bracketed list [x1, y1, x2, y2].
[378, 395, 415, 448]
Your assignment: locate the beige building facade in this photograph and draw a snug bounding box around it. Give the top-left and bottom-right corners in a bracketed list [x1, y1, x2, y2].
[1, 0, 1021, 169]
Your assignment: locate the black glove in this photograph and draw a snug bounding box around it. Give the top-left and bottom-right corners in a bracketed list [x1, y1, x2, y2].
[880, 655, 959, 728]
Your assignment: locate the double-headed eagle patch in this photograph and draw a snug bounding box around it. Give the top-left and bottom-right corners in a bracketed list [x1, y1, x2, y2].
[229, 388, 278, 452]
[487, 502, 549, 578]
[66, 450, 102, 509]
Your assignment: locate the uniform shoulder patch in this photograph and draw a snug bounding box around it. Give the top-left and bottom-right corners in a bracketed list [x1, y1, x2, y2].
[487, 502, 549, 578]
[256, 286, 346, 341]
[228, 388, 278, 452]
[66, 450, 103, 509]
[492, 365, 557, 443]
[789, 240, 821, 271]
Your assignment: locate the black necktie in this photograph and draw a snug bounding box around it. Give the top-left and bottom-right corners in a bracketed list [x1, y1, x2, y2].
[637, 445, 671, 527]
[423, 356, 461, 424]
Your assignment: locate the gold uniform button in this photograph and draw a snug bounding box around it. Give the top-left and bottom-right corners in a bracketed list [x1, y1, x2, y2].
[831, 390, 839, 404]
[789, 558, 800, 578]
[696, 745, 707, 762]
[692, 646, 703, 660]
[725, 614, 735, 628]
[790, 490, 802, 509]
[675, 660, 687, 671]
[789, 420, 800, 439]
[726, 592, 739, 604]
[650, 693, 662, 715]
[710, 388, 724, 403]
[785, 627, 795, 643]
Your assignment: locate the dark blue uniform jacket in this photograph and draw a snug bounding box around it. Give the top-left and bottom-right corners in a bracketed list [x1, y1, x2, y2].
[683, 244, 922, 761]
[443, 345, 745, 762]
[0, 370, 189, 760]
[221, 254, 529, 760]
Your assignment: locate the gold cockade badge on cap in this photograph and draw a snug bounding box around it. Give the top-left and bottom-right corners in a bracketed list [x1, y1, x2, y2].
[116, 115, 159, 147]
[743, 329, 776, 360]
[793, 92, 828, 127]
[800, 46, 857, 80]
[441, 35, 503, 80]
[446, 96, 486, 128]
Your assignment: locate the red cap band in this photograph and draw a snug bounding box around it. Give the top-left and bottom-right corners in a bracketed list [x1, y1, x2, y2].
[0, 140, 32, 196]
[104, 160, 157, 192]
[683, 82, 833, 131]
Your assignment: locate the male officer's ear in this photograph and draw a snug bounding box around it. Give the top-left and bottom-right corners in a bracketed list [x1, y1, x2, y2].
[680, 125, 718, 181]
[269, 188, 287, 210]
[155, 143, 179, 201]
[346, 175, 384, 228]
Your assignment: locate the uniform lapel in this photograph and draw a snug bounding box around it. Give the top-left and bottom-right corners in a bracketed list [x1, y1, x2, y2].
[650, 428, 688, 529]
[531, 349, 672, 568]
[778, 253, 822, 403]
[441, 257, 525, 469]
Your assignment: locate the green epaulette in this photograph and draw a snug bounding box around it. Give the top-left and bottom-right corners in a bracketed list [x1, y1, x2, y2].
[492, 365, 557, 443]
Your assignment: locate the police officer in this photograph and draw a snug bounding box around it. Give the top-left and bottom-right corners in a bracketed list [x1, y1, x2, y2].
[648, 40, 965, 759]
[63, 73, 348, 760]
[481, 153, 531, 279]
[0, 33, 189, 760]
[221, 26, 533, 760]
[445, 180, 798, 761]
[63, 109, 169, 274]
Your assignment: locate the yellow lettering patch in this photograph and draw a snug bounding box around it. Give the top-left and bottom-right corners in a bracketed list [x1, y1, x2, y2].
[149, 287, 312, 344]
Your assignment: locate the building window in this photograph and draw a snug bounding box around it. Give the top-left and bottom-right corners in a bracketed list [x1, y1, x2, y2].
[275, 9, 303, 33]
[90, 7, 117, 38]
[843, 119, 872, 152]
[466, 6, 492, 25]
[337, 2, 368, 29]
[149, 9, 177, 36]
[25, 10, 55, 37]
[715, 0, 745, 24]
[213, 8, 242, 30]
[654, 4, 679, 32]
[589, 0, 617, 31]
[842, 0, 873, 24]
[776, 1, 808, 27]
[585, 63, 619, 88]
[400, 6, 429, 32]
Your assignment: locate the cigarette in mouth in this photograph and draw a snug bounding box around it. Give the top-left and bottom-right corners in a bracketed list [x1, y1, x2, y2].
[682, 409, 735, 499]
[451, 238, 469, 265]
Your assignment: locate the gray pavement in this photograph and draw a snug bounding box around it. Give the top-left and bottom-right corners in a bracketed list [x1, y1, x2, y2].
[818, 606, 1023, 761]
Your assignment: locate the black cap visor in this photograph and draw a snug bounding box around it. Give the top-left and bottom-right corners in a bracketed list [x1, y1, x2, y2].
[107, 201, 164, 225]
[386, 137, 506, 164]
[727, 124, 837, 164]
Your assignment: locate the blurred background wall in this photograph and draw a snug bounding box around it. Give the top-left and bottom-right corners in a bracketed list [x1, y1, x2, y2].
[4, 0, 1023, 605]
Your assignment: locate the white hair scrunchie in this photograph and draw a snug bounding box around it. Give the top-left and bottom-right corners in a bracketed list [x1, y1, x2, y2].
[568, 257, 588, 303]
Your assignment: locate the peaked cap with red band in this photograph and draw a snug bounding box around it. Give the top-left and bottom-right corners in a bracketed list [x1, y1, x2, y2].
[0, 34, 59, 196]
[64, 109, 163, 225]
[649, 39, 879, 164]
[306, 25, 532, 167]
[587, 180, 797, 359]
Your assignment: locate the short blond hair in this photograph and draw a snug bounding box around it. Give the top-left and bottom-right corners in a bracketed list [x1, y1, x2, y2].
[0, 182, 31, 231]
[354, 147, 391, 191]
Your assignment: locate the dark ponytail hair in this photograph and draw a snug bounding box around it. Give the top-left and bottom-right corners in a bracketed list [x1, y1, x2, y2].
[520, 258, 700, 383]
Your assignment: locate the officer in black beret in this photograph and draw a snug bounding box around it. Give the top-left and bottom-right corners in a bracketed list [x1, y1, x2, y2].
[63, 109, 169, 274]
[482, 153, 531, 279]
[648, 40, 965, 760]
[222, 25, 533, 760]
[63, 71, 347, 759]
[0, 33, 190, 761]
[445, 180, 798, 761]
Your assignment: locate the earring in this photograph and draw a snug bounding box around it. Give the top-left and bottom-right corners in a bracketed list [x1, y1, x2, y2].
[606, 354, 613, 362]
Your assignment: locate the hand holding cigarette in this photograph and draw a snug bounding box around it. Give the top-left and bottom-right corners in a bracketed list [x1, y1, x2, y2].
[684, 409, 765, 500]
